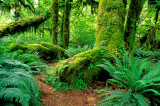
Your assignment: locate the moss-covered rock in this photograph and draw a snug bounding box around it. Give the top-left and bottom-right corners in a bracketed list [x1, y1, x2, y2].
[8, 42, 67, 60]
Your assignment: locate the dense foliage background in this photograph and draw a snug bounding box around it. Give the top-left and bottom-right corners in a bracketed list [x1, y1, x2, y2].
[0, 0, 160, 105]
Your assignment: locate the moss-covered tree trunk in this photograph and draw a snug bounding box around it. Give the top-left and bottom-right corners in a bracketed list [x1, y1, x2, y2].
[94, 0, 125, 54]
[124, 0, 145, 51]
[60, 12, 64, 45]
[52, 0, 59, 44]
[0, 15, 48, 38]
[62, 0, 72, 47]
[60, 0, 64, 46]
[53, 0, 125, 84]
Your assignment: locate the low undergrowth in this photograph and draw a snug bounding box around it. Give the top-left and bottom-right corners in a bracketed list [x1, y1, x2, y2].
[0, 38, 50, 105]
[97, 52, 160, 106]
[44, 72, 87, 92]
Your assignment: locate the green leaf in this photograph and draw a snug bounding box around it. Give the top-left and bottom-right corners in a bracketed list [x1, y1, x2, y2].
[141, 89, 160, 95]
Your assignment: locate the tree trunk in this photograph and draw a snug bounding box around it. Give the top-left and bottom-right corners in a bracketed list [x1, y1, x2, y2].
[53, 0, 125, 84]
[94, 0, 125, 54]
[0, 15, 48, 38]
[62, 0, 72, 47]
[60, 0, 64, 46]
[52, 0, 59, 44]
[124, 0, 145, 51]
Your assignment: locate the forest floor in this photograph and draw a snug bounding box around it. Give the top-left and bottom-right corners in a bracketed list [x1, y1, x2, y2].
[34, 62, 103, 106]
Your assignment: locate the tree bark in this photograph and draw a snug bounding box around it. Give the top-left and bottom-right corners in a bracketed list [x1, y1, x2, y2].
[94, 0, 125, 55]
[0, 15, 48, 38]
[62, 0, 72, 47]
[52, 0, 59, 44]
[124, 0, 145, 51]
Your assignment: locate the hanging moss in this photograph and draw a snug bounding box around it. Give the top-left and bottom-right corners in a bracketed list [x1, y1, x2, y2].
[8, 42, 67, 60]
[0, 15, 48, 38]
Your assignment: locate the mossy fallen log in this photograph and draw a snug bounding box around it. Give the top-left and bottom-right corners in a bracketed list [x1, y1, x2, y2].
[0, 15, 48, 38]
[9, 42, 67, 60]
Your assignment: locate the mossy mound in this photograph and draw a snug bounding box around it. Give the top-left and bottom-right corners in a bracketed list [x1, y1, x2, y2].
[8, 42, 67, 60]
[52, 48, 112, 84]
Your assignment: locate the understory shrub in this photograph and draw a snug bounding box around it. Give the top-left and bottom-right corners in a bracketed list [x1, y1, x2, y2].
[97, 52, 160, 105]
[0, 37, 50, 105]
[134, 49, 160, 63]
[66, 45, 91, 58]
[45, 71, 87, 92]
[0, 55, 41, 106]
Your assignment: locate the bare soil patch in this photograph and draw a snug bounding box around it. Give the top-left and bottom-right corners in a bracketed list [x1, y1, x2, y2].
[35, 74, 101, 106]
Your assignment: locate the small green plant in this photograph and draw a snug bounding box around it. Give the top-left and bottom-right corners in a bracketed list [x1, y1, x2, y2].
[45, 72, 87, 92]
[71, 72, 87, 90]
[0, 38, 50, 105]
[0, 55, 41, 106]
[0, 37, 50, 74]
[97, 52, 160, 105]
[66, 45, 91, 58]
[134, 49, 153, 59]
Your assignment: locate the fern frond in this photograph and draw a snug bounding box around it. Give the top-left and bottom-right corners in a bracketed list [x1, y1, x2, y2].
[141, 89, 160, 95]
[3, 58, 31, 71]
[98, 51, 160, 105]
[133, 93, 149, 106]
[109, 79, 127, 89]
[0, 88, 30, 106]
[119, 90, 132, 105]
[142, 69, 160, 80]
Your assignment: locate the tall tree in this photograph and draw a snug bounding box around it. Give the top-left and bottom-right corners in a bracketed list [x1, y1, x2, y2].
[54, 0, 126, 84]
[52, 0, 59, 44]
[124, 0, 145, 51]
[61, 0, 73, 47]
[94, 0, 125, 51]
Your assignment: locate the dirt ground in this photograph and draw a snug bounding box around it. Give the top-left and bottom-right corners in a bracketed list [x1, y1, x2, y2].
[35, 74, 101, 106]
[34, 62, 102, 106]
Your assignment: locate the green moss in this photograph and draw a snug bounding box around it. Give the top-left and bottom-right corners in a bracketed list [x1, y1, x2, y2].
[9, 43, 29, 53]
[54, 48, 109, 84]
[0, 15, 48, 38]
[94, 0, 125, 55]
[8, 42, 67, 60]
[40, 42, 67, 59]
[52, 0, 59, 44]
[27, 44, 41, 51]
